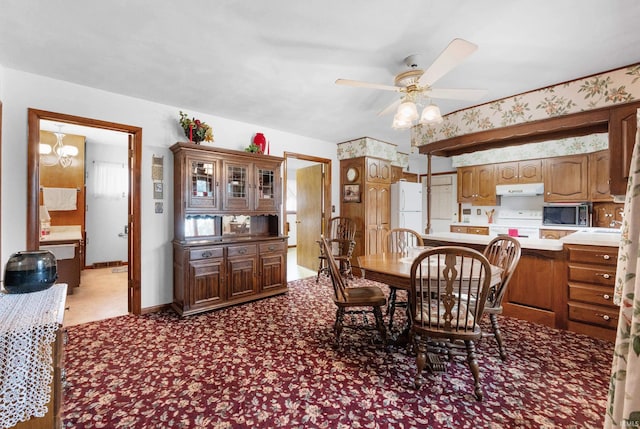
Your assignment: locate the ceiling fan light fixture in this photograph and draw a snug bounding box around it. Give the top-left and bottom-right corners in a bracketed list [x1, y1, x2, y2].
[396, 100, 418, 121]
[392, 113, 413, 130]
[420, 104, 443, 124]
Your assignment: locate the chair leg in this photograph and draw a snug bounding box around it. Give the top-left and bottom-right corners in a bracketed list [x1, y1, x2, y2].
[464, 340, 483, 401]
[372, 306, 387, 345]
[387, 287, 397, 315]
[413, 333, 426, 389]
[489, 313, 507, 360]
[317, 257, 329, 283]
[334, 307, 345, 346]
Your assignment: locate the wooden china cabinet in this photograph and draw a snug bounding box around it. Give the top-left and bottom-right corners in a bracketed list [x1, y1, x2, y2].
[171, 143, 287, 316]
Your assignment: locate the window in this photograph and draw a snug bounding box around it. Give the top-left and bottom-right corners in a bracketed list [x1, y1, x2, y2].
[93, 161, 128, 199]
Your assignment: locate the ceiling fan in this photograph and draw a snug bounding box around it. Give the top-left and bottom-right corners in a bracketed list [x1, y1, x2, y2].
[335, 38, 487, 129]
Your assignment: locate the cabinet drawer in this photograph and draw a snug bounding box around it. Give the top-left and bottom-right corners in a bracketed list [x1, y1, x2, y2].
[568, 302, 618, 329]
[568, 283, 616, 307]
[468, 227, 489, 235]
[450, 226, 467, 233]
[227, 244, 257, 257]
[567, 246, 617, 266]
[568, 264, 616, 286]
[189, 247, 223, 261]
[259, 241, 285, 253]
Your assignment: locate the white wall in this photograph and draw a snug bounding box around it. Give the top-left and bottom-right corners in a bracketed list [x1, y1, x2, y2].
[0, 67, 340, 308]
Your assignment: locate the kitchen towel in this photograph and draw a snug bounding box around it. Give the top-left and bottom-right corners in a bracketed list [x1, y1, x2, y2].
[42, 187, 77, 211]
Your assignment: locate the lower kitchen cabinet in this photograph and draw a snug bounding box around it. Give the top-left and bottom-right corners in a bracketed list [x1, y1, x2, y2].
[502, 249, 567, 329]
[173, 237, 287, 316]
[566, 244, 618, 342]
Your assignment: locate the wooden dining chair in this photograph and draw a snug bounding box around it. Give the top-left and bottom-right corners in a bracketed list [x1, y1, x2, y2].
[316, 217, 357, 283]
[409, 246, 493, 401]
[383, 228, 424, 330]
[482, 236, 522, 360]
[321, 237, 387, 347]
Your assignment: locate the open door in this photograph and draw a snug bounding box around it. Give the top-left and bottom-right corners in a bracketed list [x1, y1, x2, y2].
[296, 164, 324, 271]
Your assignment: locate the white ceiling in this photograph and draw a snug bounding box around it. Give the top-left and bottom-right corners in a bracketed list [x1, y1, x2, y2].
[2, 0, 640, 155]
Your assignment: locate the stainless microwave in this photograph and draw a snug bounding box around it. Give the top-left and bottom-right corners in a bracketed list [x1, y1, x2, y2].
[542, 204, 589, 226]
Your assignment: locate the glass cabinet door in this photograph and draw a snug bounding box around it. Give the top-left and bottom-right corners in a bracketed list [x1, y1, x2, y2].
[223, 162, 251, 211]
[188, 159, 218, 210]
[254, 163, 280, 212]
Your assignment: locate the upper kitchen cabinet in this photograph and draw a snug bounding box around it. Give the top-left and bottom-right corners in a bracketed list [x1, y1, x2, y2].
[366, 157, 391, 183]
[588, 150, 613, 202]
[496, 159, 542, 185]
[457, 164, 497, 206]
[543, 155, 589, 202]
[609, 101, 640, 195]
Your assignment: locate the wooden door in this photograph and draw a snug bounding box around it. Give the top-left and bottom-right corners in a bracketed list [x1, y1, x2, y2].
[189, 257, 225, 310]
[518, 159, 542, 183]
[609, 102, 639, 195]
[589, 150, 612, 202]
[474, 165, 496, 205]
[296, 164, 324, 271]
[496, 162, 519, 185]
[457, 167, 475, 202]
[543, 155, 589, 202]
[223, 161, 251, 211]
[365, 183, 390, 255]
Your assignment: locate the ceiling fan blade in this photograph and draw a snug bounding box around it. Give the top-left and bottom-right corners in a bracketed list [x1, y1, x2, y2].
[418, 39, 478, 87]
[335, 78, 401, 92]
[377, 99, 401, 116]
[428, 88, 487, 101]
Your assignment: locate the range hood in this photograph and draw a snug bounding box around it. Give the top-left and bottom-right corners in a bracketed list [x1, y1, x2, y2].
[495, 182, 544, 197]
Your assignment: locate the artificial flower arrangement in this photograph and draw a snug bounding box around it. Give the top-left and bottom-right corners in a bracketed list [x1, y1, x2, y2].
[179, 111, 214, 143]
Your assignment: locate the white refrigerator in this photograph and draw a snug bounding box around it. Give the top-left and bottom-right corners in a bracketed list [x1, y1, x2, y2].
[390, 181, 423, 233]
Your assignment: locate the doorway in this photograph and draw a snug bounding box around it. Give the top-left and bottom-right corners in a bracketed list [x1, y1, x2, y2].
[283, 152, 332, 273]
[27, 109, 142, 315]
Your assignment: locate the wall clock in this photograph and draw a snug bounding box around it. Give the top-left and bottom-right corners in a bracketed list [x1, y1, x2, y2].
[346, 167, 359, 183]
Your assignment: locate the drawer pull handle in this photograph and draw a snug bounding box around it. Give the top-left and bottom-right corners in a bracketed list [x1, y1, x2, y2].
[603, 294, 611, 300]
[596, 273, 611, 279]
[239, 248, 247, 255]
[268, 245, 275, 251]
[600, 254, 611, 260]
[201, 250, 213, 258]
[602, 315, 611, 321]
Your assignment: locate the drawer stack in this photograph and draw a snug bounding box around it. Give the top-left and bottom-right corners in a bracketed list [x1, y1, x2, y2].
[566, 244, 619, 342]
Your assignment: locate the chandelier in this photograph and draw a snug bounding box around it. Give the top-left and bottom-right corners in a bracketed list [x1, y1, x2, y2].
[40, 126, 79, 168]
[392, 93, 443, 130]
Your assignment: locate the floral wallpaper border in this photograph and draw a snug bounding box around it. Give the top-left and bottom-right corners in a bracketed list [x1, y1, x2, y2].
[412, 64, 640, 147]
[337, 137, 409, 167]
[452, 133, 608, 167]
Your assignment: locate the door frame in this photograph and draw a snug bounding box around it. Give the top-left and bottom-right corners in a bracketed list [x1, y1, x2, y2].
[27, 109, 142, 315]
[283, 152, 332, 240]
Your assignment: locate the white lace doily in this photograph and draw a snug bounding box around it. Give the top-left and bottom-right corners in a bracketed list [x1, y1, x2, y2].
[0, 283, 67, 428]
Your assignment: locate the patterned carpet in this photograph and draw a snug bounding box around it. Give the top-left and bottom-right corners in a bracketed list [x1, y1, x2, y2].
[62, 276, 613, 428]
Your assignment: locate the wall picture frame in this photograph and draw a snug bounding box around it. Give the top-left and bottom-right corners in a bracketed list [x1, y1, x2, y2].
[343, 184, 361, 203]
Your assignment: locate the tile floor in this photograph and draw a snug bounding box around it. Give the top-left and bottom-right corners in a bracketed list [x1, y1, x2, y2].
[63, 248, 317, 326]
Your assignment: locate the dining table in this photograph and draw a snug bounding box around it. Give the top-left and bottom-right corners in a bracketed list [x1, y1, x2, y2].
[357, 246, 504, 350]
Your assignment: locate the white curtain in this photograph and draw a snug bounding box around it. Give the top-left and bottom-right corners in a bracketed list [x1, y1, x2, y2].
[93, 161, 128, 199]
[605, 109, 640, 428]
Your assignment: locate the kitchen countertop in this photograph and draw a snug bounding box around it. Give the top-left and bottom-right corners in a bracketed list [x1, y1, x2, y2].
[40, 225, 82, 242]
[561, 229, 621, 247]
[422, 232, 565, 251]
[425, 227, 622, 250]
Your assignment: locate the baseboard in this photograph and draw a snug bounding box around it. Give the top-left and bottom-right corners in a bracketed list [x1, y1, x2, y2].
[91, 260, 127, 269]
[141, 303, 172, 315]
